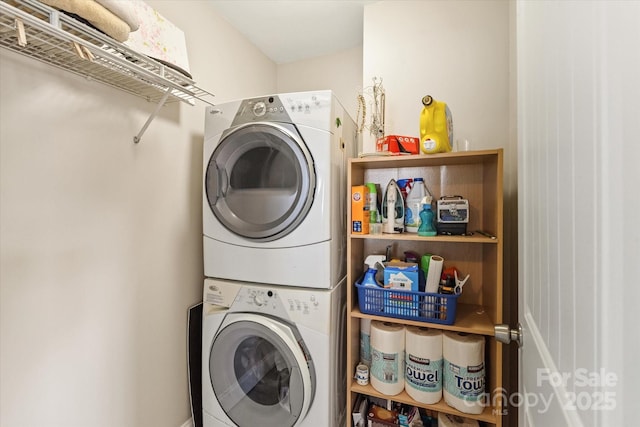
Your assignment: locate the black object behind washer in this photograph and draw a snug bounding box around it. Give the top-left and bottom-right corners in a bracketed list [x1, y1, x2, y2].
[188, 303, 203, 427]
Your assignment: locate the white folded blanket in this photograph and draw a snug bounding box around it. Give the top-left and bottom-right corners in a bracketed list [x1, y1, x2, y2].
[39, 0, 130, 42]
[94, 0, 139, 32]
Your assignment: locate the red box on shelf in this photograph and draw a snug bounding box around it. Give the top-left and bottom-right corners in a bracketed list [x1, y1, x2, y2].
[376, 135, 420, 154]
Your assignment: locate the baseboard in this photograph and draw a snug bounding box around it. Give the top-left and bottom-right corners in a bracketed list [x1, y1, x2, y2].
[179, 418, 193, 427]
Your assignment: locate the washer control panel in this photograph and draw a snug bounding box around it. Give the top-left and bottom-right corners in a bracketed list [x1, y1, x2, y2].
[203, 278, 241, 307]
[231, 287, 323, 322]
[203, 278, 335, 330]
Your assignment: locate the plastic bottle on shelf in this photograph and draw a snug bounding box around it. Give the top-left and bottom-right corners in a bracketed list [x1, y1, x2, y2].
[396, 179, 412, 203]
[365, 183, 378, 223]
[420, 95, 453, 154]
[361, 255, 386, 287]
[404, 178, 431, 233]
[417, 201, 437, 236]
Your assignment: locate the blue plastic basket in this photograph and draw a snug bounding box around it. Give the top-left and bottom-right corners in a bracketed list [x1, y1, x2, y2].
[355, 281, 460, 325]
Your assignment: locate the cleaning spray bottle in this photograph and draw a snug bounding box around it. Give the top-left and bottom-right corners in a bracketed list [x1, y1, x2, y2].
[362, 255, 386, 287]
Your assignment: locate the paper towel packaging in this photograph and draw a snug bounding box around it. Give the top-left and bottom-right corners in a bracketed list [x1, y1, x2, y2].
[370, 321, 405, 395]
[443, 332, 486, 414]
[360, 318, 372, 366]
[404, 326, 443, 404]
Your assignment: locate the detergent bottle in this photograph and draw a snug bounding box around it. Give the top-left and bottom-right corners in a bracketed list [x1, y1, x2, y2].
[404, 178, 432, 233]
[419, 95, 453, 154]
[362, 255, 386, 287]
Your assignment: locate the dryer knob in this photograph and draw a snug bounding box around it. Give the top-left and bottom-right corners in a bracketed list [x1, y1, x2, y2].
[253, 102, 266, 117]
[253, 294, 266, 306]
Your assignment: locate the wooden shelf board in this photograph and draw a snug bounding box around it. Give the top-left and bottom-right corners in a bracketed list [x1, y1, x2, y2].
[350, 233, 499, 243]
[351, 303, 495, 336]
[350, 381, 498, 424]
[351, 150, 502, 170]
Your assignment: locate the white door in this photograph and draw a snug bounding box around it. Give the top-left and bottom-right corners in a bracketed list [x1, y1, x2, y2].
[517, 1, 639, 426]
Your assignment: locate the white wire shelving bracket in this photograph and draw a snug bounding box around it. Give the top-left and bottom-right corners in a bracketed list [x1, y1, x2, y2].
[0, 0, 215, 143]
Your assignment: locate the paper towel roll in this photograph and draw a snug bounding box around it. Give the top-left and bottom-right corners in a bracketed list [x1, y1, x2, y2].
[424, 255, 444, 318]
[425, 255, 444, 293]
[443, 332, 486, 414]
[437, 412, 480, 427]
[360, 318, 372, 366]
[370, 321, 405, 395]
[404, 326, 443, 404]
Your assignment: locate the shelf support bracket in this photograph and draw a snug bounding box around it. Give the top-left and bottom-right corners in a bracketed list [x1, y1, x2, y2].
[133, 87, 172, 144]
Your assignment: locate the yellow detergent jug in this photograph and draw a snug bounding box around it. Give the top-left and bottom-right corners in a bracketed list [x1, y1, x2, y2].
[419, 95, 453, 154]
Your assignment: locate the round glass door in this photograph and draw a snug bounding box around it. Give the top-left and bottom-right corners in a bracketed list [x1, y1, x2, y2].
[209, 314, 315, 427]
[205, 122, 315, 241]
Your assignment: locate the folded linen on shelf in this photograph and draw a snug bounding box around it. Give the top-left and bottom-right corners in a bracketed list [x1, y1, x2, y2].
[94, 0, 139, 31]
[124, 0, 192, 78]
[39, 0, 130, 42]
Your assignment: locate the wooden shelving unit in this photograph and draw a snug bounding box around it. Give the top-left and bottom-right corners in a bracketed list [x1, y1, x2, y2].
[346, 149, 504, 426]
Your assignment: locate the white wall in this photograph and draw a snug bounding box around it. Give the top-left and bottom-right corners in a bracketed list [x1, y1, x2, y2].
[277, 45, 363, 121]
[0, 2, 276, 427]
[362, 0, 511, 153]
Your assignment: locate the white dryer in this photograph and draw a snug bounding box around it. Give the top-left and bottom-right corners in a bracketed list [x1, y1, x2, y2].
[203, 90, 356, 289]
[201, 278, 346, 427]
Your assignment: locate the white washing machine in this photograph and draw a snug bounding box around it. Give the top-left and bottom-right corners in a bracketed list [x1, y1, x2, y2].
[203, 90, 356, 289]
[201, 278, 346, 427]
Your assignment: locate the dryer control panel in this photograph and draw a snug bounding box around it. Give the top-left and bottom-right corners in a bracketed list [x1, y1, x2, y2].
[231, 95, 291, 125]
[229, 91, 334, 131]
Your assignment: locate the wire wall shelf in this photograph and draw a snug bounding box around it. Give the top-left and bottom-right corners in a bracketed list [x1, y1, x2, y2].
[0, 0, 215, 142]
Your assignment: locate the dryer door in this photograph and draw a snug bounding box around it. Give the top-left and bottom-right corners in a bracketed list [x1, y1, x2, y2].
[208, 313, 315, 427]
[205, 122, 316, 241]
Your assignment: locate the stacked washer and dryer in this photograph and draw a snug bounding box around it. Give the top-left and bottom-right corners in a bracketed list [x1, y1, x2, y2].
[201, 91, 356, 427]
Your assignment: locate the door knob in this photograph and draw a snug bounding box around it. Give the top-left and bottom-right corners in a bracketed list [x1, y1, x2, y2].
[494, 323, 523, 348]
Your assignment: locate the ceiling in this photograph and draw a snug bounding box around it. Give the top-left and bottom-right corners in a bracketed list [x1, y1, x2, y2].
[208, 0, 376, 64]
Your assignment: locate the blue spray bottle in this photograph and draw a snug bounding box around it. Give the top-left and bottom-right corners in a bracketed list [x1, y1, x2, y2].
[362, 255, 386, 287]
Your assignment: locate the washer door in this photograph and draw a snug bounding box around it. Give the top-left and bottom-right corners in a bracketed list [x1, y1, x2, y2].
[205, 122, 315, 241]
[209, 313, 315, 427]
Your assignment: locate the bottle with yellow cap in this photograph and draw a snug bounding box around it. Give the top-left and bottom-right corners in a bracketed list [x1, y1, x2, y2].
[419, 95, 453, 154]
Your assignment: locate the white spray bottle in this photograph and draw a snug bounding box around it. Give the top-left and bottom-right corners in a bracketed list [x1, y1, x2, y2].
[362, 255, 386, 287]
